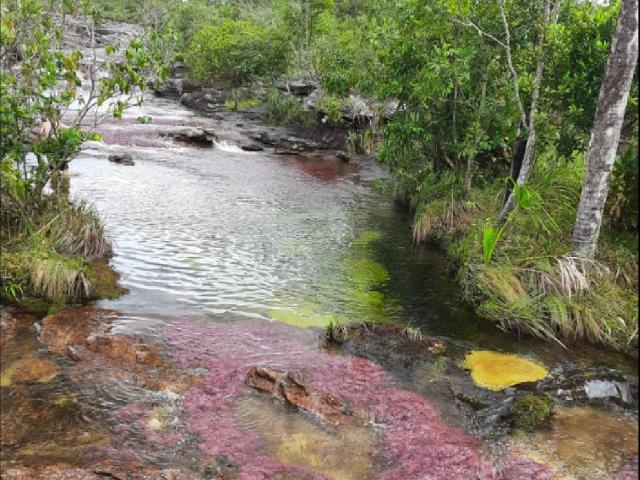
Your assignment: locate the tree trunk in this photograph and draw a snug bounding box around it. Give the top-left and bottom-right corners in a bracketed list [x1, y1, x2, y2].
[463, 55, 490, 198]
[495, 0, 563, 227]
[571, 0, 639, 258]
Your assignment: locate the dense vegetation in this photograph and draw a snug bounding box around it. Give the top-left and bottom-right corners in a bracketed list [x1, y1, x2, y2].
[2, 0, 637, 352]
[0, 0, 168, 313]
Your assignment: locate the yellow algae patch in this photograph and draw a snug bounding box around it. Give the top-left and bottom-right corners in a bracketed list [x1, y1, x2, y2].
[464, 351, 547, 391]
[237, 397, 378, 480]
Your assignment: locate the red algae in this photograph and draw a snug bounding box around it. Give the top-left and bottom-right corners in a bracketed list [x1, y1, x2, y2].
[158, 317, 551, 480]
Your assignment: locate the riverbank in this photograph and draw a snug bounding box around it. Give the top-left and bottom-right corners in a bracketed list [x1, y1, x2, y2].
[152, 67, 639, 357]
[407, 172, 638, 356]
[1, 59, 638, 479]
[0, 191, 127, 315]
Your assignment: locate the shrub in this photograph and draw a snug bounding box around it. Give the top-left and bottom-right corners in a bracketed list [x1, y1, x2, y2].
[263, 88, 304, 125]
[186, 21, 291, 85]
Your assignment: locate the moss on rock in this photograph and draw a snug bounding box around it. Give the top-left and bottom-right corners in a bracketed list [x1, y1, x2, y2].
[512, 395, 554, 432]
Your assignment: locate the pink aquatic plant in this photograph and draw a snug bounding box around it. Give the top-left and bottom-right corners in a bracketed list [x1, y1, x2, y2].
[157, 317, 553, 479]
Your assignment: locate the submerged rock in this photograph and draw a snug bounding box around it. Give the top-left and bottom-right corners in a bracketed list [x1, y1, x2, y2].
[11, 359, 60, 384]
[108, 153, 135, 165]
[160, 126, 216, 145]
[0, 307, 18, 351]
[40, 307, 120, 355]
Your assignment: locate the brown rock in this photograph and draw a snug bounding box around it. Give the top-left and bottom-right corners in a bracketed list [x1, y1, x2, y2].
[12, 359, 60, 383]
[246, 367, 373, 425]
[40, 307, 119, 355]
[1, 308, 18, 351]
[1, 464, 199, 480]
[85, 334, 165, 367]
[1, 467, 37, 479]
[93, 461, 199, 480]
[267, 473, 317, 480]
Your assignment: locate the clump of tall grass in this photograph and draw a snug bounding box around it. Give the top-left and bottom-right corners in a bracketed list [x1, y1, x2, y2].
[30, 256, 93, 301]
[44, 198, 112, 260]
[409, 158, 638, 352]
[1, 192, 112, 306]
[263, 88, 304, 125]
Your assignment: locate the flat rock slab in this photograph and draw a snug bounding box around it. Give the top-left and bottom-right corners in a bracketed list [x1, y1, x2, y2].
[40, 307, 120, 355]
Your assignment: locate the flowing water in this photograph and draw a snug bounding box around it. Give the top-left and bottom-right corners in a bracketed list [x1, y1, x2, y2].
[1, 92, 638, 479]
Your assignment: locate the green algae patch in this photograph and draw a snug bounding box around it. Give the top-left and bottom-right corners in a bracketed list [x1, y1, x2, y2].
[269, 304, 337, 328]
[464, 350, 548, 391]
[345, 257, 389, 288]
[352, 230, 382, 247]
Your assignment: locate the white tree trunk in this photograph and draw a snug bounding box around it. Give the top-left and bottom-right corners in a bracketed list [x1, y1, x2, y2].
[571, 0, 639, 258]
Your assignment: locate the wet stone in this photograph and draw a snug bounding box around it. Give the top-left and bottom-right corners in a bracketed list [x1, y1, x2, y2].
[40, 307, 120, 356]
[11, 359, 60, 383]
[0, 307, 18, 351]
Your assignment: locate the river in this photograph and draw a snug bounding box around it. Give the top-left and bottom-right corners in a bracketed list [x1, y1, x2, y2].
[1, 90, 638, 479]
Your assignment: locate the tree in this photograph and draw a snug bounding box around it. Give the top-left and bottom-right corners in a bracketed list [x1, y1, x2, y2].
[571, 0, 639, 258]
[0, 0, 169, 231]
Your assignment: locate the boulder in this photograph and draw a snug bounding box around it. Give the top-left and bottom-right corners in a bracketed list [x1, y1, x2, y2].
[276, 78, 318, 96]
[160, 127, 216, 145]
[108, 154, 135, 166]
[335, 150, 351, 162]
[240, 144, 264, 152]
[180, 89, 227, 116]
[149, 77, 199, 99]
[247, 131, 324, 152]
[305, 90, 398, 124]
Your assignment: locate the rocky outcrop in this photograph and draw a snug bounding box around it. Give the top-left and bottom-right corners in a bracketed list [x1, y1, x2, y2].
[180, 89, 228, 116]
[276, 78, 318, 96]
[247, 131, 325, 153]
[108, 153, 135, 165]
[305, 90, 398, 125]
[160, 126, 217, 145]
[246, 366, 374, 425]
[149, 65, 198, 99]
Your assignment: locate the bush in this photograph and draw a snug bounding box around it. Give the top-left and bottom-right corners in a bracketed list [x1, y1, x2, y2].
[186, 20, 291, 85]
[263, 88, 304, 125]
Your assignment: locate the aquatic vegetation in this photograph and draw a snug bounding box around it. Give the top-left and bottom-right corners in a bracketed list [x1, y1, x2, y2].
[325, 318, 349, 343]
[352, 230, 382, 247]
[464, 351, 548, 391]
[345, 257, 389, 288]
[156, 317, 542, 479]
[512, 395, 554, 432]
[269, 303, 337, 328]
